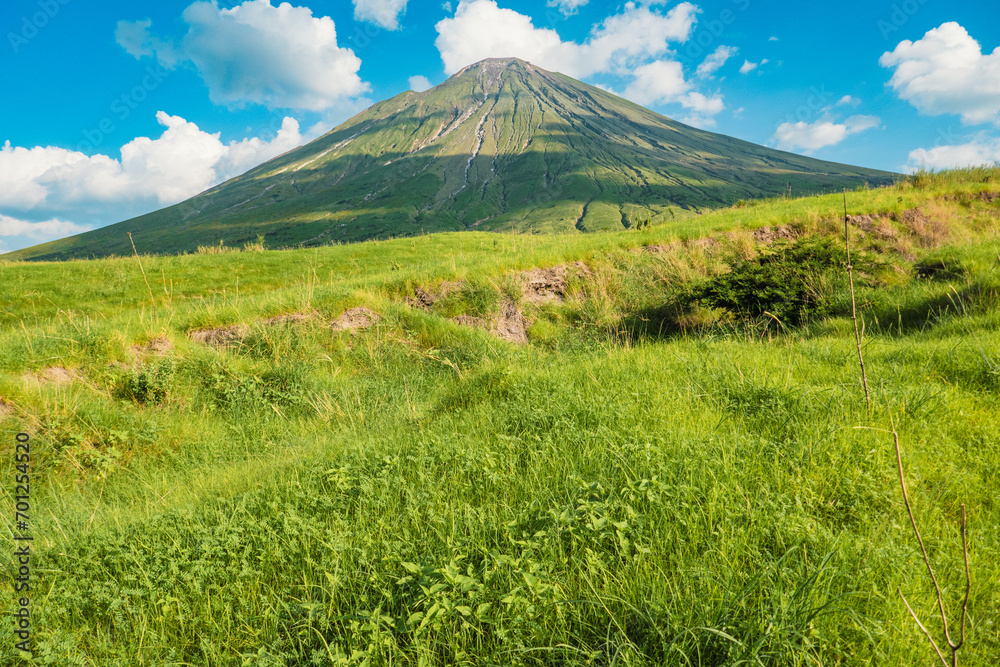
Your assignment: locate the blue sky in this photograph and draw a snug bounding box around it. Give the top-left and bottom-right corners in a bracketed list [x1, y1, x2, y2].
[2, 0, 999, 253]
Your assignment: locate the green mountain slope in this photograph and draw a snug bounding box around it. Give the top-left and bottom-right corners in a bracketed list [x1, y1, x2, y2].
[6, 58, 897, 261]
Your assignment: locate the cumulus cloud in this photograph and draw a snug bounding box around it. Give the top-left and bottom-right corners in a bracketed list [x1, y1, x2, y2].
[623, 60, 724, 126]
[547, 0, 589, 16]
[880, 22, 1000, 125]
[696, 45, 737, 78]
[0, 112, 308, 251]
[115, 19, 181, 67]
[353, 0, 408, 30]
[408, 75, 433, 92]
[434, 0, 698, 77]
[739, 58, 768, 74]
[0, 214, 91, 241]
[836, 95, 860, 107]
[904, 134, 1000, 172]
[117, 0, 368, 111]
[624, 60, 688, 104]
[772, 115, 880, 152]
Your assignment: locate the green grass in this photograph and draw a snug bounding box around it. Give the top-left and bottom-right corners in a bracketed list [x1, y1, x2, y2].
[1, 168, 998, 665]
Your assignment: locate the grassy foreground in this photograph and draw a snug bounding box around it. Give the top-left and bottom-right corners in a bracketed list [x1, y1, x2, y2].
[1, 169, 999, 665]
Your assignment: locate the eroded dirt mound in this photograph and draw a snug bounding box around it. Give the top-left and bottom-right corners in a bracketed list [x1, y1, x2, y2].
[188, 325, 247, 348]
[751, 225, 797, 244]
[493, 299, 528, 344]
[847, 214, 898, 241]
[453, 315, 487, 329]
[264, 312, 315, 325]
[636, 242, 679, 254]
[895, 207, 948, 247]
[942, 191, 1000, 204]
[687, 237, 720, 251]
[31, 366, 75, 385]
[406, 281, 463, 309]
[521, 262, 590, 304]
[132, 336, 174, 355]
[331, 307, 381, 331]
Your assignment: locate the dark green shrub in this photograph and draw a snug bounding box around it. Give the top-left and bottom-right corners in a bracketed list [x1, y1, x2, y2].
[113, 360, 174, 405]
[199, 362, 312, 415]
[694, 238, 866, 326]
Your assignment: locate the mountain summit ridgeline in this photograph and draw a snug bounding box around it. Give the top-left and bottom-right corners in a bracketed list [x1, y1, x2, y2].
[7, 58, 896, 260]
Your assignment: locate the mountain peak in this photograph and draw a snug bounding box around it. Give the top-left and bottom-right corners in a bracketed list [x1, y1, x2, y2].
[456, 57, 531, 72]
[447, 57, 534, 92]
[5, 60, 897, 261]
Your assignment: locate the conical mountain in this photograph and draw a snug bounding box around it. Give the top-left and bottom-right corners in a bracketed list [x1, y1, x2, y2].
[7, 58, 896, 261]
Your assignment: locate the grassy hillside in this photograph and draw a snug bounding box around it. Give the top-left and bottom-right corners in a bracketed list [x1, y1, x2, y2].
[1, 169, 998, 665]
[4, 58, 896, 262]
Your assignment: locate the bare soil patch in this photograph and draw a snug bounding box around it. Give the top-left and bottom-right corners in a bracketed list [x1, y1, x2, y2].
[131, 336, 174, 355]
[453, 315, 487, 329]
[331, 307, 381, 331]
[406, 281, 463, 309]
[493, 299, 528, 344]
[894, 207, 949, 247]
[942, 191, 1000, 204]
[751, 225, 798, 244]
[188, 325, 248, 348]
[847, 214, 898, 241]
[264, 312, 315, 325]
[0, 399, 13, 419]
[636, 242, 680, 254]
[29, 366, 76, 385]
[520, 261, 590, 304]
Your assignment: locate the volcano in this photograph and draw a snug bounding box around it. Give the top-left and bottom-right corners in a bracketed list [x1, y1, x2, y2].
[6, 57, 896, 261]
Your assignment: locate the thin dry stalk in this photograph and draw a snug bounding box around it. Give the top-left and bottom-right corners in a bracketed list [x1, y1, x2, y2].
[843, 191, 871, 414]
[128, 232, 156, 309]
[893, 423, 971, 667]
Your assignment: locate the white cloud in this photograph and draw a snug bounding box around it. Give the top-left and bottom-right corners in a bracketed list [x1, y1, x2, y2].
[623, 60, 724, 126]
[434, 0, 698, 77]
[409, 75, 433, 92]
[739, 58, 768, 73]
[904, 134, 1000, 172]
[836, 95, 860, 107]
[547, 0, 588, 15]
[0, 112, 307, 249]
[115, 19, 181, 67]
[624, 60, 688, 105]
[117, 0, 369, 111]
[768, 36, 778, 42]
[353, 0, 408, 31]
[772, 115, 880, 152]
[683, 91, 724, 116]
[0, 214, 91, 240]
[696, 45, 737, 78]
[880, 22, 1000, 126]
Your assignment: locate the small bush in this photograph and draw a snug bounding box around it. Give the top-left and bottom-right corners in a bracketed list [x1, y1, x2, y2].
[692, 238, 868, 326]
[112, 360, 174, 405]
[199, 361, 313, 415]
